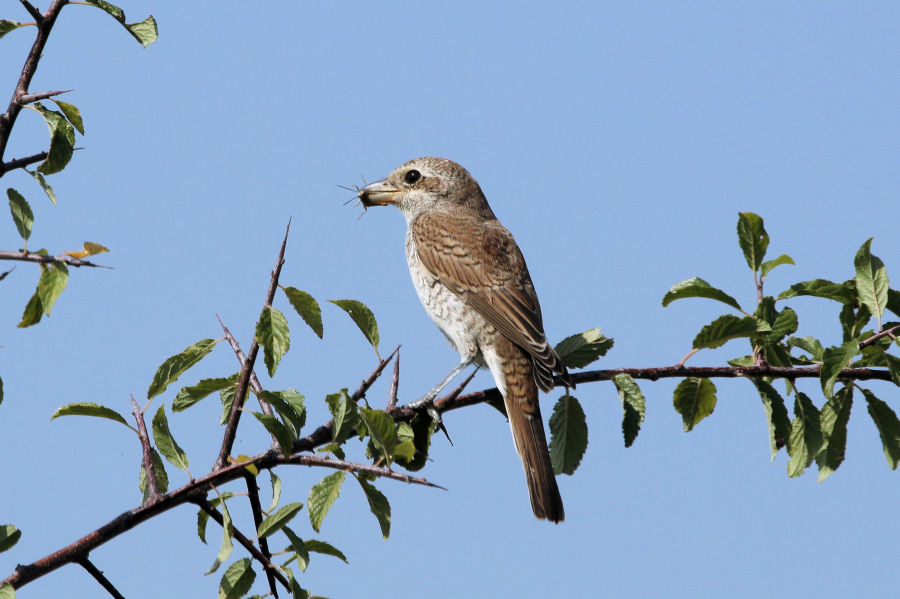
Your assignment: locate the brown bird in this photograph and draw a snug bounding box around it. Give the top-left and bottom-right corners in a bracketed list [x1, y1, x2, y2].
[358, 157, 570, 523]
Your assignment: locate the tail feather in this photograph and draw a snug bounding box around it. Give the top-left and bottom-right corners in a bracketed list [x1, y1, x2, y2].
[500, 341, 565, 523]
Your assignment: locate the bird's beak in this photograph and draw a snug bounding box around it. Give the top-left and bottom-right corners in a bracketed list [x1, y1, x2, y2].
[358, 179, 400, 207]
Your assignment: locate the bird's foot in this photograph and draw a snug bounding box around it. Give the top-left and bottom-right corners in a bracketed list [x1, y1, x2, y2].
[407, 394, 453, 445]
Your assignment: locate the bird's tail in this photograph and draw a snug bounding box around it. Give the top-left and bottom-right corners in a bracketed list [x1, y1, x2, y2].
[501, 341, 565, 523]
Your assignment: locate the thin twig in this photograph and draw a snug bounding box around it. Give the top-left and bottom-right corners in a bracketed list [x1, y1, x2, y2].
[131, 396, 159, 503]
[859, 324, 900, 349]
[217, 314, 273, 417]
[19, 1, 44, 24]
[0, 150, 48, 174]
[195, 498, 290, 592]
[350, 345, 400, 402]
[243, 473, 279, 598]
[387, 347, 400, 409]
[215, 220, 291, 470]
[285, 454, 446, 490]
[0, 249, 110, 268]
[18, 89, 71, 104]
[77, 557, 125, 599]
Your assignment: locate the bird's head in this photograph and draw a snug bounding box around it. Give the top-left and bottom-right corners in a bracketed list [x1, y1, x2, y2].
[357, 157, 494, 220]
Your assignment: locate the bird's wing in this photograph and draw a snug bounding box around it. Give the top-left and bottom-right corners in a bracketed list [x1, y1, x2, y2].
[411, 211, 564, 388]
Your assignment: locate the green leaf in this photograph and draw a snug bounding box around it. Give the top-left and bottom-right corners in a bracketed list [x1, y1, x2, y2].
[661, 277, 743, 312]
[219, 385, 237, 425]
[673, 378, 717, 432]
[303, 538, 348, 563]
[887, 289, 900, 319]
[282, 526, 310, 571]
[252, 412, 294, 456]
[282, 286, 323, 338]
[7, 188, 33, 242]
[138, 447, 169, 500]
[329, 299, 379, 353]
[36, 262, 68, 316]
[308, 472, 346, 533]
[692, 315, 764, 350]
[206, 500, 234, 575]
[0, 525, 21, 553]
[18, 290, 43, 328]
[816, 386, 853, 481]
[787, 392, 823, 477]
[777, 279, 856, 304]
[147, 338, 217, 399]
[884, 353, 900, 386]
[862, 388, 900, 469]
[787, 336, 825, 362]
[152, 405, 190, 472]
[548, 395, 588, 474]
[27, 170, 56, 205]
[196, 493, 236, 545]
[326, 389, 357, 443]
[173, 374, 239, 412]
[820, 340, 859, 398]
[51, 402, 130, 428]
[554, 327, 614, 369]
[854, 238, 889, 328]
[124, 15, 158, 47]
[260, 389, 306, 436]
[762, 307, 798, 345]
[256, 306, 290, 377]
[0, 20, 23, 39]
[356, 476, 391, 539]
[257, 502, 303, 538]
[33, 103, 75, 175]
[613, 374, 645, 448]
[51, 100, 84, 135]
[752, 380, 791, 461]
[760, 254, 795, 279]
[218, 558, 255, 599]
[393, 415, 433, 472]
[359, 408, 399, 465]
[0, 584, 13, 599]
[737, 212, 769, 272]
[267, 471, 282, 513]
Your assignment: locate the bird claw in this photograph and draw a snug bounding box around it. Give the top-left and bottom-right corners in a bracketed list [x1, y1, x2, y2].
[408, 395, 453, 446]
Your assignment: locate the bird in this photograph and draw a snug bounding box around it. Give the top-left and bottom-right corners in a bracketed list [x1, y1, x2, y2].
[357, 156, 570, 523]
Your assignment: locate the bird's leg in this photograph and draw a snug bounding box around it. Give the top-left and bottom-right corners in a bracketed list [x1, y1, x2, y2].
[408, 357, 477, 438]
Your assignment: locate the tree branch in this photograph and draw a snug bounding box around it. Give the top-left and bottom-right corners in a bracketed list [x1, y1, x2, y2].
[243, 473, 279, 598]
[131, 396, 160, 503]
[0, 249, 110, 268]
[77, 557, 125, 599]
[0, 150, 48, 175]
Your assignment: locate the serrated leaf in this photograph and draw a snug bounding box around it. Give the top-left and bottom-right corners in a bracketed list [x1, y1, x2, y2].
[35, 262, 68, 316]
[207, 500, 234, 575]
[613, 374, 645, 448]
[760, 254, 795, 279]
[256, 306, 290, 377]
[257, 502, 303, 538]
[854, 238, 889, 329]
[839, 304, 870, 342]
[84, 0, 124, 19]
[260, 389, 306, 436]
[692, 314, 763, 350]
[883, 353, 900, 386]
[0, 20, 23, 39]
[282, 286, 323, 338]
[753, 380, 791, 461]
[32, 103, 75, 175]
[125, 15, 157, 47]
[816, 386, 853, 481]
[737, 212, 769, 272]
[147, 338, 217, 399]
[820, 340, 859, 398]
[326, 389, 357, 444]
[887, 289, 900, 319]
[359, 408, 398, 465]
[554, 327, 613, 368]
[252, 412, 295, 457]
[267, 471, 282, 513]
[7, 188, 33, 242]
[303, 538, 348, 563]
[51, 402, 130, 428]
[282, 526, 310, 571]
[218, 558, 255, 599]
[329, 299, 379, 353]
[51, 100, 84, 135]
[64, 241, 109, 259]
[862, 388, 900, 469]
[673, 377, 717, 432]
[548, 395, 588, 474]
[152, 405, 190, 472]
[787, 336, 825, 362]
[173, 374, 239, 412]
[308, 472, 345, 533]
[394, 414, 433, 472]
[787, 392, 822, 477]
[762, 307, 798, 345]
[356, 476, 390, 539]
[777, 279, 856, 304]
[220, 385, 237, 425]
[18, 288, 43, 327]
[138, 447, 168, 500]
[0, 525, 21, 553]
[661, 277, 743, 312]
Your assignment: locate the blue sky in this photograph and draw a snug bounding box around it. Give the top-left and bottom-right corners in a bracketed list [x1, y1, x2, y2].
[2, 1, 899, 597]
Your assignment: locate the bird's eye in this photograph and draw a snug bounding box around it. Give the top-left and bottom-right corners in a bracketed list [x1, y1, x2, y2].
[404, 169, 422, 185]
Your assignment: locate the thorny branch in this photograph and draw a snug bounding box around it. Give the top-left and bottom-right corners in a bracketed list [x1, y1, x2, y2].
[0, 249, 110, 268]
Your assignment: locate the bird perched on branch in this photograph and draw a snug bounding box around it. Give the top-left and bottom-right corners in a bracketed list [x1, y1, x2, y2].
[357, 156, 570, 523]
